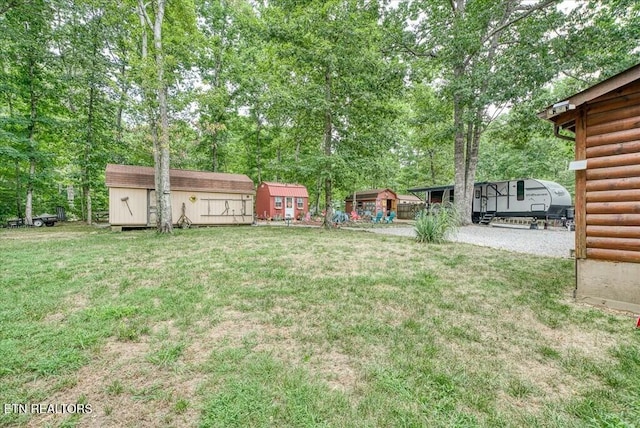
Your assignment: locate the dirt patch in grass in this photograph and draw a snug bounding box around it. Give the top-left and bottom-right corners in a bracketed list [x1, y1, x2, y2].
[25, 334, 201, 428]
[187, 308, 361, 392]
[534, 319, 617, 359]
[283, 238, 390, 279]
[43, 293, 91, 324]
[441, 305, 620, 418]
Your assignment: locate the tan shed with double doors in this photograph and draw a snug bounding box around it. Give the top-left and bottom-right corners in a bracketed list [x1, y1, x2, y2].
[105, 164, 255, 227]
[541, 63, 640, 313]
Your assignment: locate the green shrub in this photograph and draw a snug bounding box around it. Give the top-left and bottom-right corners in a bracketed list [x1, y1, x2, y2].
[415, 202, 459, 244]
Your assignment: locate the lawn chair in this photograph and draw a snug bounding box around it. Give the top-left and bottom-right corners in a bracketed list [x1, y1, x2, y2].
[332, 210, 349, 224]
[384, 211, 396, 224]
[350, 210, 361, 221]
[372, 211, 383, 223]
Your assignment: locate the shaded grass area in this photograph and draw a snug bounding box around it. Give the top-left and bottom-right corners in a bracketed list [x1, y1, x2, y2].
[0, 224, 638, 427]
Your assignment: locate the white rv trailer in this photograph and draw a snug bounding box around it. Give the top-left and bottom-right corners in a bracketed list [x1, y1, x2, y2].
[408, 178, 573, 223]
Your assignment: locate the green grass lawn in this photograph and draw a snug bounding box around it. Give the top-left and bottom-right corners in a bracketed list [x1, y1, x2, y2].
[1, 224, 638, 427]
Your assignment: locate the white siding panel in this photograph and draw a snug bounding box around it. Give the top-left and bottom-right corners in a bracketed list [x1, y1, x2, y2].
[109, 188, 148, 225]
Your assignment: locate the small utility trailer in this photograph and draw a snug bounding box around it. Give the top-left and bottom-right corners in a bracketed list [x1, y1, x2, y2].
[6, 214, 58, 228]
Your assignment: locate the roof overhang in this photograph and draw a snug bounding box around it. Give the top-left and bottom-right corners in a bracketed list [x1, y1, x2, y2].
[540, 63, 640, 129]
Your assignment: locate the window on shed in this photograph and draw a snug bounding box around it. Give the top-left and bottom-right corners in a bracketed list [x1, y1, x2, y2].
[275, 197, 282, 209]
[517, 180, 525, 201]
[297, 198, 304, 208]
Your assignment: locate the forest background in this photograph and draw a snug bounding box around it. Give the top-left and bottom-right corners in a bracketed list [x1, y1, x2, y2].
[0, 0, 638, 226]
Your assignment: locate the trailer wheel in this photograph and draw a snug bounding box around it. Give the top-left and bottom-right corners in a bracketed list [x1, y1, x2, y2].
[33, 219, 44, 227]
[45, 222, 54, 227]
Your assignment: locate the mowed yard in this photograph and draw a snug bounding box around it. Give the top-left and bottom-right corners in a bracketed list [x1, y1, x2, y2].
[0, 224, 638, 427]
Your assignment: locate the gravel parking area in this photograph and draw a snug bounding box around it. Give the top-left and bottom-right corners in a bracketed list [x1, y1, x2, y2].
[365, 224, 575, 258]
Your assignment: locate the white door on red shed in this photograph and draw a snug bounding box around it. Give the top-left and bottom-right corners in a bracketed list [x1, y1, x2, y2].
[285, 197, 294, 219]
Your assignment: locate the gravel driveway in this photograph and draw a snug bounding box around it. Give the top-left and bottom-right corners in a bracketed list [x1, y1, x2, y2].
[365, 224, 575, 258]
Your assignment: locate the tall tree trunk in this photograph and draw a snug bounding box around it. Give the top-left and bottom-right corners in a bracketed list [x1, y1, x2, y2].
[151, 118, 161, 227]
[276, 146, 281, 182]
[427, 149, 437, 184]
[9, 87, 21, 218]
[15, 160, 21, 218]
[315, 178, 322, 217]
[453, 1, 509, 224]
[323, 68, 333, 227]
[25, 160, 35, 225]
[138, 0, 171, 232]
[25, 58, 37, 226]
[255, 117, 262, 183]
[153, 0, 172, 233]
[212, 132, 218, 172]
[463, 117, 481, 223]
[453, 90, 467, 224]
[84, 50, 97, 225]
[115, 43, 128, 146]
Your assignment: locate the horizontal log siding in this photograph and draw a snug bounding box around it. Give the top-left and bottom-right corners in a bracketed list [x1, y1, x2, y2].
[586, 189, 640, 202]
[586, 248, 640, 263]
[585, 86, 640, 262]
[587, 97, 640, 125]
[586, 202, 640, 214]
[586, 176, 640, 191]
[587, 214, 640, 226]
[586, 140, 640, 158]
[587, 225, 640, 239]
[586, 236, 640, 251]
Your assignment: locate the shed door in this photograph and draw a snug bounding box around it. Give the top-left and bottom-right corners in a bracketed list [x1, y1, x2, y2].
[285, 197, 294, 219]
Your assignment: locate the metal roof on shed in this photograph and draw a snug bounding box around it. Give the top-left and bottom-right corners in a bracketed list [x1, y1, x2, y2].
[259, 182, 309, 198]
[105, 164, 254, 194]
[344, 188, 397, 201]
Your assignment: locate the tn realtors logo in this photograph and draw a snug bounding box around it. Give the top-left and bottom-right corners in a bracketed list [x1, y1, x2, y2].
[3, 403, 93, 414]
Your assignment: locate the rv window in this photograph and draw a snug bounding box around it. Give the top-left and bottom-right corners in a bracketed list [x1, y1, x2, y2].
[517, 181, 524, 201]
[275, 197, 282, 209]
[475, 189, 480, 199]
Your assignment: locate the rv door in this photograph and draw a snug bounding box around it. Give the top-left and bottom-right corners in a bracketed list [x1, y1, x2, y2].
[486, 185, 497, 212]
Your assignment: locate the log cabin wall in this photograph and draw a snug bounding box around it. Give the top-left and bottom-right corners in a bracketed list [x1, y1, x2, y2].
[576, 80, 640, 313]
[542, 65, 640, 313]
[583, 80, 640, 263]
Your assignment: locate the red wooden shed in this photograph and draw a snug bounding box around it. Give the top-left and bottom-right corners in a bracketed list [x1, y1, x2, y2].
[256, 182, 309, 221]
[345, 189, 398, 216]
[541, 63, 640, 313]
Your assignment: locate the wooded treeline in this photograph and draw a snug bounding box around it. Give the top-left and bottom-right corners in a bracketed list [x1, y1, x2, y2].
[1, 0, 638, 227]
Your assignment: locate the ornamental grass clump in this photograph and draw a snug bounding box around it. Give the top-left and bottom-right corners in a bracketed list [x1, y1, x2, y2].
[415, 202, 459, 244]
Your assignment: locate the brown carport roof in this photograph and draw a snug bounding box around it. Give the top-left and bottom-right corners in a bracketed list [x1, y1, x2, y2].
[398, 194, 422, 203]
[105, 164, 254, 194]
